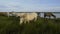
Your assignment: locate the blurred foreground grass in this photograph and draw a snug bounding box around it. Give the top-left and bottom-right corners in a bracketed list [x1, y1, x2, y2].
[0, 16, 60, 34]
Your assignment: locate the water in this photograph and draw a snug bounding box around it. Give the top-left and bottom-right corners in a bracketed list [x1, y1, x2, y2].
[40, 13, 60, 18]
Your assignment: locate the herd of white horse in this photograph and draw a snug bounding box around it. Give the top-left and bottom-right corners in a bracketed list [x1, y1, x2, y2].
[0, 12, 56, 24]
[7, 12, 38, 24]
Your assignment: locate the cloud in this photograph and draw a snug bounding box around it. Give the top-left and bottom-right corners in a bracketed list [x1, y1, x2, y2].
[0, 0, 60, 12]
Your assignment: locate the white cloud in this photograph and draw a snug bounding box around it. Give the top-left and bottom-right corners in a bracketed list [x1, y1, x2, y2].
[0, 0, 60, 12]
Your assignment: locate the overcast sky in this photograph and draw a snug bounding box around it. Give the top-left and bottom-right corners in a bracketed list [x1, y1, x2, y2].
[0, 0, 60, 12]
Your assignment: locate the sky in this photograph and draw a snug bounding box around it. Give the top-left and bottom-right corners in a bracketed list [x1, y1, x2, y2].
[0, 0, 60, 12]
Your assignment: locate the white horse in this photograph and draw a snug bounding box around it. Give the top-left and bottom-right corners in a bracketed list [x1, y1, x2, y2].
[20, 12, 38, 24]
[7, 12, 24, 18]
[0, 12, 13, 17]
[7, 11, 16, 18]
[7, 12, 12, 18]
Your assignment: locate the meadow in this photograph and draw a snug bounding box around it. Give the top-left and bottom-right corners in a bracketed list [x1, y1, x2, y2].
[0, 16, 60, 34]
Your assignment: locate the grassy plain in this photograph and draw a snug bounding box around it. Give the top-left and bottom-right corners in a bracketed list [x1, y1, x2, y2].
[0, 16, 60, 34]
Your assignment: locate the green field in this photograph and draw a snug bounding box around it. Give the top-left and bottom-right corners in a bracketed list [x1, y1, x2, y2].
[0, 16, 60, 34]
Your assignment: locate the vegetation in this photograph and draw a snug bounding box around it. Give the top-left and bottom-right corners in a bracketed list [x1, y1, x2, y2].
[0, 16, 60, 34]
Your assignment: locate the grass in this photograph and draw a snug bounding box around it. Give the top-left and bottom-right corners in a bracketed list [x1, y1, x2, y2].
[0, 16, 60, 34]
